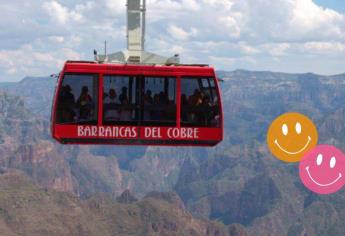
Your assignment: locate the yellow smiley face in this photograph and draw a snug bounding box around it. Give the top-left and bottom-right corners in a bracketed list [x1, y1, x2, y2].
[267, 112, 318, 163]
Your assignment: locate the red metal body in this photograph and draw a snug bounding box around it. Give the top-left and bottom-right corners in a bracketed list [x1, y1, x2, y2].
[51, 61, 223, 146]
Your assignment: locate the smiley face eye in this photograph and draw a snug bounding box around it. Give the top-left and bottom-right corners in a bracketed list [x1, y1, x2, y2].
[282, 124, 288, 136]
[330, 157, 336, 169]
[317, 154, 323, 166]
[295, 122, 302, 134]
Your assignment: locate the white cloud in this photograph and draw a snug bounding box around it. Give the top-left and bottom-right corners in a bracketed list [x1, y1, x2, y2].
[167, 25, 198, 41]
[170, 45, 184, 54]
[43, 1, 84, 25]
[1, 0, 345, 80]
[48, 36, 65, 43]
[209, 56, 235, 67]
[202, 0, 234, 10]
[7, 68, 17, 75]
[262, 43, 291, 57]
[219, 16, 241, 38]
[61, 48, 81, 60]
[181, 0, 200, 11]
[208, 55, 256, 69]
[302, 41, 345, 54]
[43, 1, 69, 25]
[0, 44, 81, 78]
[290, 0, 343, 33]
[238, 42, 260, 55]
[103, 0, 126, 16]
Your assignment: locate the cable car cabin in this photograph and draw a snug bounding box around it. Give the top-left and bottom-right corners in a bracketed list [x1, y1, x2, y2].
[51, 61, 223, 146]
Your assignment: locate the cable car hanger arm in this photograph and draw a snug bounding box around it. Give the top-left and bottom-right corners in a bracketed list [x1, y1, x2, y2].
[95, 0, 180, 66]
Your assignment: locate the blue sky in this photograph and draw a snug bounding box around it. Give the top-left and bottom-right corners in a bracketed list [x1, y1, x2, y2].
[0, 0, 344, 81]
[315, 0, 345, 12]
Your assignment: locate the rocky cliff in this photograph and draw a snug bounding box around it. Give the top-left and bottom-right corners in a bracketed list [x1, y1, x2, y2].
[0, 70, 344, 235]
[0, 170, 246, 236]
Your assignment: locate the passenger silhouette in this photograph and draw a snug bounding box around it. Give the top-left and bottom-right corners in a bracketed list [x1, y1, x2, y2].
[77, 86, 93, 120]
[144, 90, 153, 104]
[119, 98, 131, 121]
[144, 90, 154, 121]
[116, 87, 131, 121]
[104, 88, 120, 120]
[152, 94, 161, 120]
[59, 85, 75, 122]
[119, 86, 128, 104]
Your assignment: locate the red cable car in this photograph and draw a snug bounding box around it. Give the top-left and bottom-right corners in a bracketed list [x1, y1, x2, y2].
[51, 0, 223, 146]
[51, 61, 223, 146]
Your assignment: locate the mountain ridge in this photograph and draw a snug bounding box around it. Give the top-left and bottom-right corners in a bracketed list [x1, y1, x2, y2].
[0, 70, 344, 235]
[0, 169, 246, 236]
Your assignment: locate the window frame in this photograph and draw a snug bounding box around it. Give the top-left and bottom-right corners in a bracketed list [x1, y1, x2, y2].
[179, 76, 221, 128]
[56, 73, 99, 125]
[141, 76, 178, 127]
[101, 74, 179, 127]
[56, 73, 220, 129]
[101, 74, 140, 126]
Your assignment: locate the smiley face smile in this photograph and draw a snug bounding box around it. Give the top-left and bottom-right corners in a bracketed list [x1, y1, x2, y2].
[299, 145, 345, 194]
[306, 166, 342, 187]
[267, 112, 318, 162]
[274, 136, 311, 155]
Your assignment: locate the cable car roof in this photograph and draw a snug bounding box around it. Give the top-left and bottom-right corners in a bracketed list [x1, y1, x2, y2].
[63, 61, 217, 77]
[51, 1, 223, 147]
[66, 60, 211, 68]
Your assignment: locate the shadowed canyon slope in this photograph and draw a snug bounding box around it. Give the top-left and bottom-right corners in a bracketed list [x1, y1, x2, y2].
[0, 170, 247, 236]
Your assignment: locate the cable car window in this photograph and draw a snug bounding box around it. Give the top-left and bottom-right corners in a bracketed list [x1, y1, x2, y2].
[201, 78, 212, 100]
[142, 77, 176, 126]
[56, 74, 98, 125]
[202, 78, 209, 87]
[210, 79, 215, 87]
[181, 77, 220, 127]
[103, 75, 138, 125]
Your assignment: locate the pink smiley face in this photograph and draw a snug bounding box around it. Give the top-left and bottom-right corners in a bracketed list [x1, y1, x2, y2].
[299, 145, 345, 194]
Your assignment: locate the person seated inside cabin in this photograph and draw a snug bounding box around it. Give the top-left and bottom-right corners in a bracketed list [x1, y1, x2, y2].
[210, 96, 220, 127]
[187, 89, 203, 124]
[119, 86, 128, 103]
[157, 91, 171, 121]
[144, 90, 153, 121]
[189, 89, 203, 107]
[104, 88, 120, 121]
[151, 94, 161, 121]
[118, 86, 131, 121]
[199, 95, 212, 126]
[196, 91, 206, 125]
[61, 85, 75, 104]
[119, 97, 131, 121]
[164, 92, 175, 121]
[210, 114, 220, 127]
[77, 86, 93, 121]
[202, 95, 212, 107]
[59, 85, 76, 123]
[159, 91, 169, 105]
[145, 90, 153, 104]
